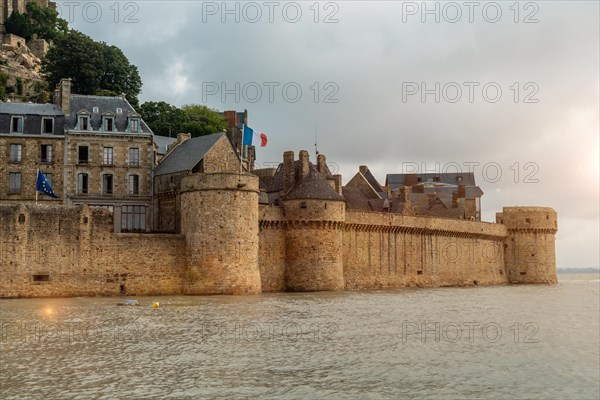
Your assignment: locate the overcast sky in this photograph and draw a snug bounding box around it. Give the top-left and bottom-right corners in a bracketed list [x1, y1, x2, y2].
[60, 1, 599, 268]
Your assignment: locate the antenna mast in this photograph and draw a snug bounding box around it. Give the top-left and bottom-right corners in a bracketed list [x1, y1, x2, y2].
[314, 124, 319, 156]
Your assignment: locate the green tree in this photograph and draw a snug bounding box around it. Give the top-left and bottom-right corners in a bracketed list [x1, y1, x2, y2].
[181, 105, 227, 137]
[43, 30, 142, 105]
[4, 3, 67, 41]
[4, 10, 33, 40]
[0, 71, 9, 101]
[139, 101, 186, 136]
[98, 45, 142, 106]
[25, 1, 68, 41]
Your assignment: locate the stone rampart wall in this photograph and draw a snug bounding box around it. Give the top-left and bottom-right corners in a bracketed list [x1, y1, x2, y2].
[0, 204, 186, 298]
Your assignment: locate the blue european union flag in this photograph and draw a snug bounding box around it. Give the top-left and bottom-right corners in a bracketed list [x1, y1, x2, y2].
[36, 169, 60, 199]
[242, 124, 254, 146]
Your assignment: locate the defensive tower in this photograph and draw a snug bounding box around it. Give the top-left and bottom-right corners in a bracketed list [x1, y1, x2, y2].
[282, 151, 346, 291]
[179, 172, 262, 295]
[498, 206, 558, 284]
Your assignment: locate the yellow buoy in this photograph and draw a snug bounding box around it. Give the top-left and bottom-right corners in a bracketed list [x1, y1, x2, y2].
[152, 302, 160, 309]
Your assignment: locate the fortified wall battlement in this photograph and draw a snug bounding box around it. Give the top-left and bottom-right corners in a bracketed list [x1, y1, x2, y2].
[0, 172, 558, 298]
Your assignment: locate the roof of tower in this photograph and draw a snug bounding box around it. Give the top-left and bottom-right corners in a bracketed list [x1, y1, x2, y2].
[283, 167, 344, 201]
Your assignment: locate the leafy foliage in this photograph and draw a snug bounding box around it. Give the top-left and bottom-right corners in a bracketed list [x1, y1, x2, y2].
[181, 105, 228, 137]
[43, 30, 142, 105]
[25, 2, 68, 41]
[0, 71, 8, 101]
[139, 101, 186, 136]
[139, 102, 227, 137]
[4, 3, 67, 41]
[4, 11, 33, 40]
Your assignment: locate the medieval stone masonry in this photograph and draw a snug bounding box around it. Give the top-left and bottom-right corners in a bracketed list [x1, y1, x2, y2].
[0, 82, 558, 298]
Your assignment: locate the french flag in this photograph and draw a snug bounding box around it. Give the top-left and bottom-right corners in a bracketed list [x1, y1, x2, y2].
[242, 125, 268, 147]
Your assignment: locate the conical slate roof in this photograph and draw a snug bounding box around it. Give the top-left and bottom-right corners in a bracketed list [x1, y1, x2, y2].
[284, 168, 344, 201]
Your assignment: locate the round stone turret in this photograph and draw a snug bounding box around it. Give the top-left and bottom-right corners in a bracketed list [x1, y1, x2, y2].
[499, 207, 558, 284]
[283, 168, 346, 291]
[179, 172, 262, 295]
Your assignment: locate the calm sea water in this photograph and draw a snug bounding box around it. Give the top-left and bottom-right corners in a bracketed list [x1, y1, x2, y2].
[1, 274, 598, 400]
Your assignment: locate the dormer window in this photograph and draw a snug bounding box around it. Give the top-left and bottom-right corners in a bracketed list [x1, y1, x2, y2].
[103, 115, 115, 131]
[116, 108, 123, 114]
[129, 118, 140, 133]
[93, 107, 99, 113]
[11, 116, 24, 133]
[79, 115, 90, 130]
[41, 117, 54, 134]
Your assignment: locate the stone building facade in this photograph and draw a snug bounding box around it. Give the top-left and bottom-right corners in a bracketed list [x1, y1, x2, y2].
[1, 79, 155, 231]
[56, 80, 154, 231]
[0, 101, 64, 203]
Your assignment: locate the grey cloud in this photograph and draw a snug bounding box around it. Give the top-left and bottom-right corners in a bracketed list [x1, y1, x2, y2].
[63, 1, 599, 268]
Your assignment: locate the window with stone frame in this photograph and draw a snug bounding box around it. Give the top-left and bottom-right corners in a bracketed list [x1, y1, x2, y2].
[78, 173, 89, 194]
[9, 172, 21, 193]
[128, 174, 140, 195]
[129, 148, 140, 166]
[41, 144, 53, 163]
[9, 144, 22, 162]
[78, 146, 89, 164]
[103, 174, 114, 195]
[103, 147, 114, 165]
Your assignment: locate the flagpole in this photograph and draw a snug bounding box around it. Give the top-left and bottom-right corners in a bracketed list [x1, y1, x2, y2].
[239, 126, 243, 176]
[35, 168, 38, 205]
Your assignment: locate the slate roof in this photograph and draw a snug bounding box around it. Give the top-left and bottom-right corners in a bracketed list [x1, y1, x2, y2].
[0, 102, 64, 116]
[0, 102, 66, 135]
[64, 95, 152, 133]
[283, 167, 344, 201]
[465, 186, 484, 200]
[154, 135, 177, 156]
[362, 169, 383, 193]
[154, 132, 225, 176]
[386, 172, 477, 189]
[343, 186, 375, 211]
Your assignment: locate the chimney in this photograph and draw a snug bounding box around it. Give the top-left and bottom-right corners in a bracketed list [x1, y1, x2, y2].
[458, 183, 466, 198]
[317, 154, 327, 175]
[223, 110, 237, 130]
[334, 174, 343, 195]
[404, 174, 418, 186]
[299, 150, 310, 181]
[400, 186, 411, 203]
[177, 133, 191, 144]
[283, 151, 295, 194]
[55, 78, 72, 114]
[359, 165, 368, 175]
